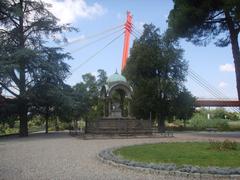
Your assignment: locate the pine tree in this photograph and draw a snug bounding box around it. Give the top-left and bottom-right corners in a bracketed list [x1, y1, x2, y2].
[0, 0, 75, 136]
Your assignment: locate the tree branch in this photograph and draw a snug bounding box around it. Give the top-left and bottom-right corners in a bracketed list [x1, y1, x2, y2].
[205, 18, 226, 24]
[8, 70, 20, 87]
[207, 11, 224, 21]
[0, 81, 19, 97]
[0, 10, 19, 27]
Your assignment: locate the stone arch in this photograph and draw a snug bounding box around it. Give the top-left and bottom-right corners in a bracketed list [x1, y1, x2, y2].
[108, 83, 132, 99]
[105, 82, 132, 117]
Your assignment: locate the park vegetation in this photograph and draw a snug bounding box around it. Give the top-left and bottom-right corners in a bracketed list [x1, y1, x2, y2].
[1, 0, 240, 136]
[0, 69, 107, 136]
[124, 24, 195, 132]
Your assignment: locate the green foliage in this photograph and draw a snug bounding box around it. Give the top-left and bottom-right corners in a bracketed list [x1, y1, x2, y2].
[0, 0, 76, 136]
[71, 69, 107, 122]
[226, 112, 240, 121]
[168, 0, 240, 46]
[0, 97, 18, 126]
[189, 114, 208, 130]
[195, 108, 240, 121]
[168, 0, 240, 100]
[228, 121, 240, 131]
[212, 108, 227, 119]
[189, 113, 229, 130]
[124, 24, 194, 131]
[174, 88, 196, 120]
[209, 139, 238, 151]
[0, 124, 18, 135]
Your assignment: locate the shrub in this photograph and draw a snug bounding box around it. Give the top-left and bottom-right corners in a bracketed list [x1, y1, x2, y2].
[212, 108, 227, 119]
[226, 112, 240, 121]
[210, 118, 229, 130]
[209, 139, 238, 151]
[189, 113, 229, 130]
[189, 114, 208, 130]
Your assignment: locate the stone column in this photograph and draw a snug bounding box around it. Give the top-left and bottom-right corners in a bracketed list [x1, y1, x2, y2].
[102, 98, 105, 117]
[108, 99, 111, 117]
[128, 99, 131, 117]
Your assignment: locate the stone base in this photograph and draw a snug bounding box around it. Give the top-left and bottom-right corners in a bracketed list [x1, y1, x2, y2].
[86, 118, 152, 134]
[110, 111, 122, 118]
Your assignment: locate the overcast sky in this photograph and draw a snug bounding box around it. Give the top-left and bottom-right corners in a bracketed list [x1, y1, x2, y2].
[45, 0, 238, 99]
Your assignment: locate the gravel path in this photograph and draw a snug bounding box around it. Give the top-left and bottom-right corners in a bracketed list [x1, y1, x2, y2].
[0, 132, 240, 180]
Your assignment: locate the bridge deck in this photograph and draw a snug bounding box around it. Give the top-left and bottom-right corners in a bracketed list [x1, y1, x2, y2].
[195, 99, 240, 107]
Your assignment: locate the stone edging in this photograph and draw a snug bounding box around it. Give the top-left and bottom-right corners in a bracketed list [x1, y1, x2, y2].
[98, 144, 240, 179]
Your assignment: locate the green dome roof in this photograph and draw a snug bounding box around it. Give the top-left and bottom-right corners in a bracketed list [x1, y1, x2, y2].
[107, 72, 127, 84]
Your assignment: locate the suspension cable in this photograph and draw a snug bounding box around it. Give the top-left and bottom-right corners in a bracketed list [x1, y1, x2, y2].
[132, 24, 143, 36]
[188, 70, 239, 112]
[70, 27, 124, 54]
[60, 24, 124, 48]
[71, 32, 124, 73]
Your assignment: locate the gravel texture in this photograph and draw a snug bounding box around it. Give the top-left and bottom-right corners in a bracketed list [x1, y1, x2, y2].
[1, 131, 240, 180]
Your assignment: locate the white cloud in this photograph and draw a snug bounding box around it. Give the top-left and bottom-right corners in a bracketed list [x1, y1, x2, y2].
[218, 81, 228, 88]
[219, 63, 235, 72]
[43, 0, 106, 24]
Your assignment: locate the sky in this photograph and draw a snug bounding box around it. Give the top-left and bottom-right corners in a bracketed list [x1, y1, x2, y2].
[45, 0, 238, 99]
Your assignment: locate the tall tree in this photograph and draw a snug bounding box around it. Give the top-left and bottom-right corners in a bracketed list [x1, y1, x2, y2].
[0, 0, 75, 136]
[124, 24, 191, 132]
[168, 0, 240, 99]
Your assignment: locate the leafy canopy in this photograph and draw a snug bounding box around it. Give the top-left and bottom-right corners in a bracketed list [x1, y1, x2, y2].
[124, 24, 194, 128]
[168, 0, 240, 46]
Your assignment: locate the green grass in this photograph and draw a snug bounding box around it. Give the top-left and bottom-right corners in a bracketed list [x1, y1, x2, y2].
[114, 142, 240, 168]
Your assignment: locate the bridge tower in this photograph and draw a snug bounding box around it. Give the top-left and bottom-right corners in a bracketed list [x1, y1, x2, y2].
[121, 11, 133, 72]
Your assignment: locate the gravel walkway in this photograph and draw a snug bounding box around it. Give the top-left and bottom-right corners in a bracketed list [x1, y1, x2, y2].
[0, 132, 240, 180]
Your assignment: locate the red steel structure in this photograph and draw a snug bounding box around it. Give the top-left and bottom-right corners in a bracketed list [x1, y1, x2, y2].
[121, 11, 132, 72]
[195, 99, 240, 107]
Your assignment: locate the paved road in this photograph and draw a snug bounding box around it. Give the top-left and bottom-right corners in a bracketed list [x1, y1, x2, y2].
[0, 132, 240, 180]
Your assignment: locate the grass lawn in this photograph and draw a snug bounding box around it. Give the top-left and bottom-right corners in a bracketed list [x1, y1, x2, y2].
[114, 142, 240, 168]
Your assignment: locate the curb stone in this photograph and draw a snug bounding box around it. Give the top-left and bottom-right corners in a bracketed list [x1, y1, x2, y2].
[98, 146, 240, 179]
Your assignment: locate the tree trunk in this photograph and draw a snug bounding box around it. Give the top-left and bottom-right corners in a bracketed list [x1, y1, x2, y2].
[18, 0, 28, 137]
[55, 117, 59, 131]
[157, 113, 165, 133]
[18, 64, 28, 137]
[230, 36, 240, 100]
[225, 11, 240, 100]
[45, 117, 48, 134]
[45, 107, 49, 134]
[19, 100, 28, 137]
